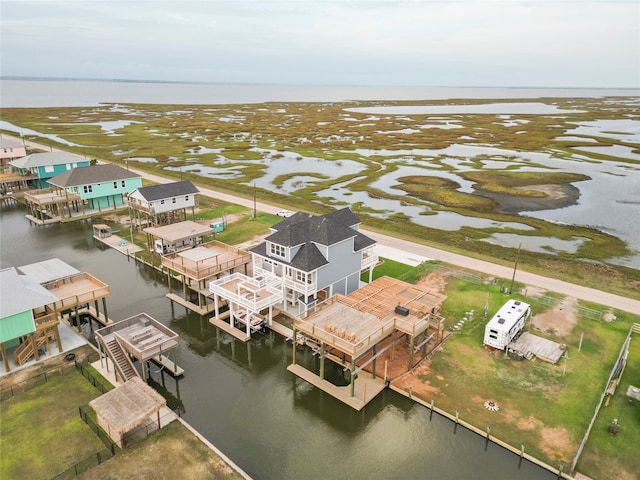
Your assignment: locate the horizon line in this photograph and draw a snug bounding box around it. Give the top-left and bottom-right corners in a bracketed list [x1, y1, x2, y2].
[2, 75, 638, 91]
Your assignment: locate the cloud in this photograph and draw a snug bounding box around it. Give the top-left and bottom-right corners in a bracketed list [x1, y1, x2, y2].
[1, 0, 638, 87]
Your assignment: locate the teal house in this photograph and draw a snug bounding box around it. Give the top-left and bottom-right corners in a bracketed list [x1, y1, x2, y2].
[9, 151, 90, 189]
[48, 164, 142, 210]
[0, 267, 61, 373]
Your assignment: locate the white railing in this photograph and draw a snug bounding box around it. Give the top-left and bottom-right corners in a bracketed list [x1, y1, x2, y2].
[361, 250, 378, 270]
[210, 273, 284, 312]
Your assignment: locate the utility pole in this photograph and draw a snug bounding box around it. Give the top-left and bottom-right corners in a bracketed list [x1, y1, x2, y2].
[508, 242, 522, 295]
[253, 183, 257, 219]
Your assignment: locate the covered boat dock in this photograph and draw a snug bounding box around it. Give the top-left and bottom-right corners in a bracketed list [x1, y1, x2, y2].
[209, 273, 283, 342]
[95, 313, 182, 383]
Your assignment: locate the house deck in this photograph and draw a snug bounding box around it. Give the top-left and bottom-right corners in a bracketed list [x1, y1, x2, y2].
[43, 272, 110, 311]
[162, 241, 251, 281]
[294, 276, 447, 360]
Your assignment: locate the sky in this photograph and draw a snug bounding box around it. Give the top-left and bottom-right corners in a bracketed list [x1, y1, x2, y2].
[1, 0, 639, 88]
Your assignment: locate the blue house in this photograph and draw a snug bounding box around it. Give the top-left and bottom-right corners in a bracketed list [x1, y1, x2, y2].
[9, 152, 90, 189]
[48, 164, 142, 211]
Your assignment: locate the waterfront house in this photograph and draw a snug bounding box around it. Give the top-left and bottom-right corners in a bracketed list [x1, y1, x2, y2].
[0, 136, 27, 167]
[250, 207, 378, 309]
[128, 180, 200, 229]
[47, 163, 142, 211]
[9, 151, 90, 189]
[0, 267, 61, 372]
[209, 208, 378, 340]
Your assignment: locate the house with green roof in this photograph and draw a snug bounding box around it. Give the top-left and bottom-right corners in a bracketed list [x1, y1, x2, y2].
[48, 163, 142, 210]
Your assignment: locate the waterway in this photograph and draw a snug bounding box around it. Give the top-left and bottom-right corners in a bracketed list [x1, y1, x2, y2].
[0, 202, 556, 479]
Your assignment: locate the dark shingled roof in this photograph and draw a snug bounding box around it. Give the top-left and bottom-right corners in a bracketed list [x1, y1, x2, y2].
[132, 181, 199, 201]
[250, 208, 375, 272]
[267, 208, 362, 247]
[48, 164, 140, 188]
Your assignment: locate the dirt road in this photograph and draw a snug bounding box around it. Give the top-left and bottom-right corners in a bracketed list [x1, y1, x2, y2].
[11, 134, 640, 315]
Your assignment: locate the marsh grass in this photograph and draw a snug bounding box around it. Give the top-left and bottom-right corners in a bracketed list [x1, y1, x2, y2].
[3, 96, 638, 298]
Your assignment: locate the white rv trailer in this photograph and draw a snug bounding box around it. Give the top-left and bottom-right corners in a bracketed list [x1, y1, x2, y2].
[483, 300, 531, 350]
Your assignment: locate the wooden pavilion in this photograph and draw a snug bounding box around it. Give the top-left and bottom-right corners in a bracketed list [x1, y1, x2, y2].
[290, 276, 446, 409]
[89, 377, 167, 448]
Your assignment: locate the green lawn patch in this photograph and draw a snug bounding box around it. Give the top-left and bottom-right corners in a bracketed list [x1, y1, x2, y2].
[575, 328, 640, 480]
[0, 368, 105, 480]
[77, 420, 245, 480]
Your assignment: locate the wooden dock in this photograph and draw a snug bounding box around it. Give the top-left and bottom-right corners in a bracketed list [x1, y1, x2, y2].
[287, 364, 386, 411]
[166, 293, 216, 316]
[93, 233, 144, 256]
[508, 332, 566, 364]
[209, 317, 251, 343]
[150, 354, 184, 377]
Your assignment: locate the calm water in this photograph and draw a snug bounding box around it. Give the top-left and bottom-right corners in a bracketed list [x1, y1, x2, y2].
[2, 77, 638, 107]
[0, 203, 555, 480]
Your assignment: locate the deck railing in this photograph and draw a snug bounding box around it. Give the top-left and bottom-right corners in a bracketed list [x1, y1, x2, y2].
[210, 272, 284, 313]
[162, 241, 251, 280]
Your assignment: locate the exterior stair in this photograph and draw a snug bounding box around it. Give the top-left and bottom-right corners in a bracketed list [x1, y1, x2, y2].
[104, 337, 138, 381]
[14, 331, 48, 366]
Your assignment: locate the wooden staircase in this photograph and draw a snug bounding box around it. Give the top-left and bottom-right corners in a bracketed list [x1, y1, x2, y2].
[103, 337, 138, 382]
[14, 331, 46, 366]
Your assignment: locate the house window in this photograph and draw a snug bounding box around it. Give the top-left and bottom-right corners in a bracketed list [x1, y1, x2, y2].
[83, 185, 93, 194]
[121, 180, 126, 188]
[44, 165, 54, 173]
[185, 195, 189, 201]
[113, 181, 118, 189]
[172, 197, 177, 204]
[160, 199, 165, 205]
[66, 164, 72, 170]
[270, 243, 285, 258]
[296, 271, 313, 284]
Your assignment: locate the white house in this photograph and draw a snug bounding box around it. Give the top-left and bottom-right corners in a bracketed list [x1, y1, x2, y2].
[128, 181, 200, 229]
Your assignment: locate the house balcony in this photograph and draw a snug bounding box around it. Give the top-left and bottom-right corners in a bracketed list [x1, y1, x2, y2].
[361, 249, 378, 271]
[129, 198, 199, 216]
[253, 265, 317, 298]
[283, 276, 317, 298]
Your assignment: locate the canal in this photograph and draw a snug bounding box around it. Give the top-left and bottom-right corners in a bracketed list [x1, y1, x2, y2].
[0, 202, 555, 479]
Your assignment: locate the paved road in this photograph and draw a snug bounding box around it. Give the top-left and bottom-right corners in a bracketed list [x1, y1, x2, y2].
[10, 134, 640, 315]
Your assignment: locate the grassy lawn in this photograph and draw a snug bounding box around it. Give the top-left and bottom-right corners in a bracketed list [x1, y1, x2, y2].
[77, 420, 245, 480]
[215, 212, 280, 245]
[399, 273, 638, 473]
[360, 257, 415, 282]
[0, 367, 105, 480]
[576, 334, 640, 480]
